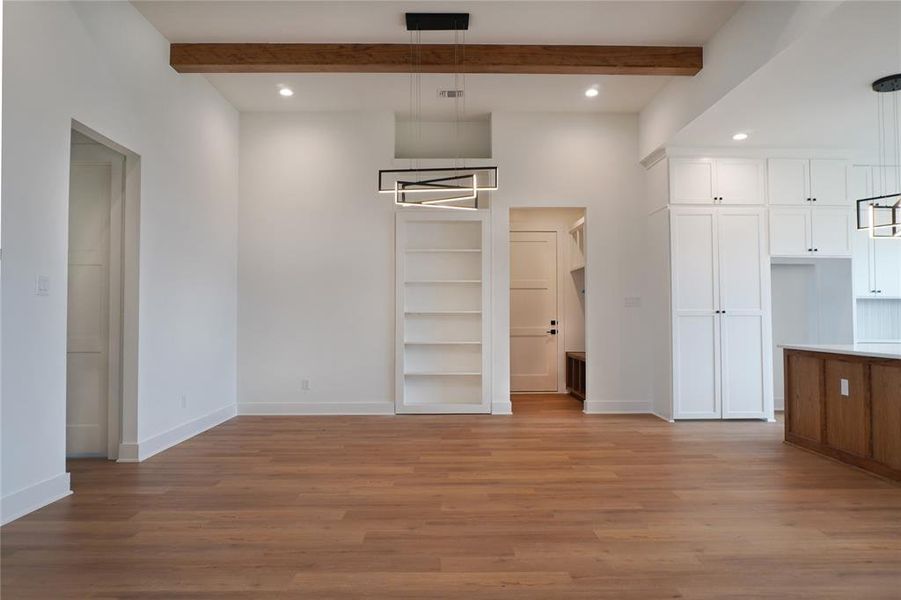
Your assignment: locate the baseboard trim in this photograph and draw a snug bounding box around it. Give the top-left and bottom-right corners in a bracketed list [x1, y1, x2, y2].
[1, 472, 72, 525]
[583, 400, 652, 414]
[650, 410, 675, 423]
[492, 400, 513, 415]
[118, 404, 236, 463]
[775, 395, 785, 411]
[237, 402, 395, 416]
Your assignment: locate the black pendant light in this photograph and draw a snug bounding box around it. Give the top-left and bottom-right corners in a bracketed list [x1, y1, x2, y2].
[857, 73, 901, 238]
[378, 13, 499, 211]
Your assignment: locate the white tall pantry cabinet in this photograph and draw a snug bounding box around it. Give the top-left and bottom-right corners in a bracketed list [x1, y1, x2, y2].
[670, 208, 772, 419]
[651, 157, 774, 421]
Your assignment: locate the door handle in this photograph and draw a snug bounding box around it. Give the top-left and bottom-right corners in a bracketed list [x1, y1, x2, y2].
[546, 329, 557, 335]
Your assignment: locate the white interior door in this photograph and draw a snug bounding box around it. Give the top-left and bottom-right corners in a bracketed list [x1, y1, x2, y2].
[717, 210, 769, 419]
[671, 210, 721, 419]
[510, 231, 558, 392]
[67, 163, 112, 456]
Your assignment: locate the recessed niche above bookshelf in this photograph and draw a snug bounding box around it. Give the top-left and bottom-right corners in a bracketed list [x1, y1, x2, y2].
[396, 211, 490, 414]
[395, 117, 492, 159]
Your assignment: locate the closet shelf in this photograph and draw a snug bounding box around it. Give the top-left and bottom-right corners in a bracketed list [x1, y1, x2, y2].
[405, 310, 481, 316]
[405, 371, 481, 376]
[405, 248, 481, 253]
[404, 341, 481, 345]
[405, 280, 481, 284]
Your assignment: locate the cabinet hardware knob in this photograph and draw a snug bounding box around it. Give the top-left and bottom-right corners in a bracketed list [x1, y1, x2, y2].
[546, 329, 557, 335]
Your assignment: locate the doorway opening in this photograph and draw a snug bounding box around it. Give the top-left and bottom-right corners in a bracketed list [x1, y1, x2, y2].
[509, 208, 586, 413]
[66, 123, 139, 461]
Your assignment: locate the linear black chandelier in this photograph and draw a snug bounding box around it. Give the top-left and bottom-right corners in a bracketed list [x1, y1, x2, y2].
[857, 73, 901, 239]
[378, 13, 498, 211]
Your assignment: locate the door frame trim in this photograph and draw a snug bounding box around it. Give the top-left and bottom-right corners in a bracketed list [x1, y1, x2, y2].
[70, 120, 141, 460]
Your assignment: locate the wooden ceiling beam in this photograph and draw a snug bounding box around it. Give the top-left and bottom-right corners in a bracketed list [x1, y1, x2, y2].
[170, 43, 702, 76]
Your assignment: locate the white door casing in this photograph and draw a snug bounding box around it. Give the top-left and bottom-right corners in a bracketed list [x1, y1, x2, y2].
[510, 231, 558, 392]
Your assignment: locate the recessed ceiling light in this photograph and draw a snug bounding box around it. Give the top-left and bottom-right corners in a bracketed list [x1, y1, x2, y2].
[585, 86, 600, 98]
[279, 87, 294, 97]
[732, 132, 749, 141]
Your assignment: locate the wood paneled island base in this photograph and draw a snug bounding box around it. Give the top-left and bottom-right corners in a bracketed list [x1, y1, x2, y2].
[783, 345, 901, 482]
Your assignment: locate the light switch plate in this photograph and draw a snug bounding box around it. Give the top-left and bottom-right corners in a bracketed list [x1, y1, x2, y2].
[35, 275, 50, 296]
[840, 378, 849, 397]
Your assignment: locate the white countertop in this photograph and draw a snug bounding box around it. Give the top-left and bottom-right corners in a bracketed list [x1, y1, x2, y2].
[780, 343, 901, 360]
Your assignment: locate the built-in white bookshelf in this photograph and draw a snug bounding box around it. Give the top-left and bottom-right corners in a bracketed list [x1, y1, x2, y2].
[396, 211, 491, 413]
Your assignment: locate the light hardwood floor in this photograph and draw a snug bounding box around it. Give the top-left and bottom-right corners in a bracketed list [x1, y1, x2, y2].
[2, 394, 900, 599]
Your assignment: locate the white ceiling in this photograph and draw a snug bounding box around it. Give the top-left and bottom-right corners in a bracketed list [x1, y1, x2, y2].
[204, 73, 669, 115]
[133, 1, 740, 45]
[672, 1, 901, 157]
[133, 1, 741, 115]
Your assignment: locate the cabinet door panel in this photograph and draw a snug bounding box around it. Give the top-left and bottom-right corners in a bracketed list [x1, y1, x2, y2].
[718, 211, 764, 311]
[809, 159, 848, 206]
[674, 315, 720, 419]
[811, 208, 852, 256]
[852, 232, 874, 296]
[871, 166, 901, 196]
[872, 239, 901, 297]
[871, 364, 901, 470]
[671, 212, 717, 311]
[670, 159, 715, 204]
[770, 208, 811, 256]
[721, 314, 766, 419]
[785, 353, 824, 442]
[716, 159, 765, 205]
[767, 159, 809, 205]
[824, 359, 870, 457]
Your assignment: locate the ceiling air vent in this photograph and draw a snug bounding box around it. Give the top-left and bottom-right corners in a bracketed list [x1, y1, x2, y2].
[438, 90, 465, 98]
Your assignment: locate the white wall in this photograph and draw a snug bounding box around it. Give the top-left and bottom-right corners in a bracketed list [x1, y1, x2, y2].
[238, 111, 648, 415]
[238, 112, 396, 414]
[491, 113, 648, 414]
[2, 1, 239, 523]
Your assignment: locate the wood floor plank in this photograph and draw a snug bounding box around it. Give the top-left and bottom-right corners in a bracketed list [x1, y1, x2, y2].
[2, 394, 900, 599]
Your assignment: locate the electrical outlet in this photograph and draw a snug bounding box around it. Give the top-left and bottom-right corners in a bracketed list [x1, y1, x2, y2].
[180, 394, 188, 409]
[301, 378, 311, 392]
[840, 379, 849, 397]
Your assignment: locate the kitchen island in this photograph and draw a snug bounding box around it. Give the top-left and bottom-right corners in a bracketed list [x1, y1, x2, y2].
[782, 344, 901, 482]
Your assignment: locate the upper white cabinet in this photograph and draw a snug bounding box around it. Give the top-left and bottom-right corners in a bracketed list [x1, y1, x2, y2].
[767, 159, 808, 205]
[770, 206, 852, 257]
[670, 158, 765, 205]
[849, 164, 901, 297]
[767, 159, 848, 206]
[809, 160, 849, 205]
